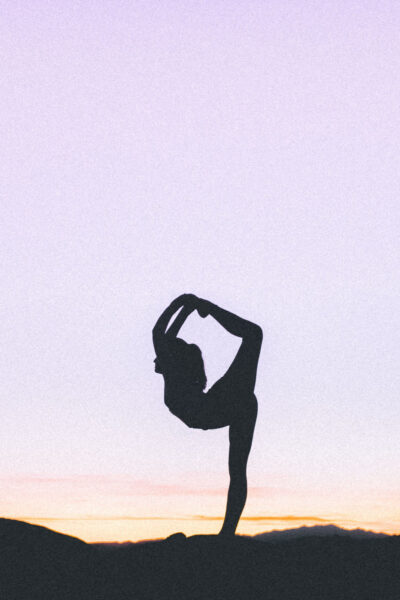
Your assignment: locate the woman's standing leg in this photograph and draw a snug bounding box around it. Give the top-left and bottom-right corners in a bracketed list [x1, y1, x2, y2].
[219, 397, 258, 536]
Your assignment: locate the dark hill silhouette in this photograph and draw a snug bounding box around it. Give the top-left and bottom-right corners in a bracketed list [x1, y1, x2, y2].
[0, 518, 96, 600]
[254, 523, 389, 541]
[1, 518, 400, 600]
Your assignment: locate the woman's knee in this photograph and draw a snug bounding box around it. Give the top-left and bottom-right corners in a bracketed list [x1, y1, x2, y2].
[237, 395, 257, 424]
[229, 472, 247, 488]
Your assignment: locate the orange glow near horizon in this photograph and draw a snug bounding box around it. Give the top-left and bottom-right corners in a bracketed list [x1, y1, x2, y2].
[2, 475, 400, 542]
[7, 514, 400, 543]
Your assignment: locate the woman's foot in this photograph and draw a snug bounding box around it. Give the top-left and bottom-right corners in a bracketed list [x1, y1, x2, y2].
[217, 528, 236, 538]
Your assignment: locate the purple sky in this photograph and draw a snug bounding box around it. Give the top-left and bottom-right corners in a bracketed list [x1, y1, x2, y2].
[1, 1, 400, 540]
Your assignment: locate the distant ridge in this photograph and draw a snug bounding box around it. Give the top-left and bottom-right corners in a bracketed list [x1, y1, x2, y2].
[91, 523, 389, 549]
[254, 523, 388, 542]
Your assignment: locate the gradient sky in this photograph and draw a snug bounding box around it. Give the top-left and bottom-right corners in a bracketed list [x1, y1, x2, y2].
[1, 1, 400, 542]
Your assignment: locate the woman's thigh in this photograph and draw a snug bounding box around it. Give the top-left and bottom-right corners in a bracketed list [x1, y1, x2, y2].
[220, 335, 262, 395]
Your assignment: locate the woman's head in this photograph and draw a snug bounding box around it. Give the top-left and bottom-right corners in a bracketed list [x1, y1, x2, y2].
[157, 337, 207, 390]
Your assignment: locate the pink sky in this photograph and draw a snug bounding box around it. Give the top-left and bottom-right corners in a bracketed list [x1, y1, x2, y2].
[1, 1, 400, 541]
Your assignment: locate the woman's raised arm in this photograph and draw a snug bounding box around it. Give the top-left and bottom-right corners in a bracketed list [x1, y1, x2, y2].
[152, 294, 197, 355]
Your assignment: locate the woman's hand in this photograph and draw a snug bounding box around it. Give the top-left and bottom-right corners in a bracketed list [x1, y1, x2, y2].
[154, 294, 199, 349]
[173, 293, 198, 309]
[171, 293, 210, 316]
[196, 298, 212, 318]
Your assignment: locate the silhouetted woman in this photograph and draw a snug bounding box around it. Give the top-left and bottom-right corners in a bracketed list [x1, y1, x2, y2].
[152, 294, 262, 536]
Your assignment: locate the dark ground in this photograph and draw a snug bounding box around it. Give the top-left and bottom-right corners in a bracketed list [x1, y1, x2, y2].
[1, 518, 399, 599]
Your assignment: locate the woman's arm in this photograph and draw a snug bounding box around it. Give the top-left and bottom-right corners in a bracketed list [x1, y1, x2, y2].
[166, 304, 195, 338]
[152, 294, 197, 355]
[197, 299, 262, 340]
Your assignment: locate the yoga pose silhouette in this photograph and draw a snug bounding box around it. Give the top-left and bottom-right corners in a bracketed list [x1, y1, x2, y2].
[152, 294, 262, 536]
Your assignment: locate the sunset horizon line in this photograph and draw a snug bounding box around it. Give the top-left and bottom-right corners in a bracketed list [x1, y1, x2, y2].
[2, 515, 398, 543]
